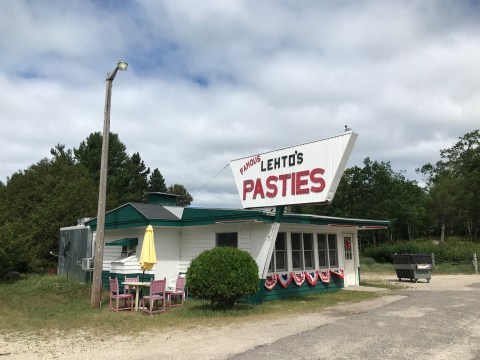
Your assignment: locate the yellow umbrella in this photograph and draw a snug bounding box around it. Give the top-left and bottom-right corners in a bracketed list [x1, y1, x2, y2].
[140, 225, 157, 275]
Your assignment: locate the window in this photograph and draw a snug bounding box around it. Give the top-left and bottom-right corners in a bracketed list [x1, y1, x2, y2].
[303, 233, 314, 270]
[291, 233, 315, 271]
[317, 233, 338, 268]
[216, 232, 238, 248]
[328, 234, 338, 267]
[121, 244, 136, 258]
[344, 235, 353, 260]
[268, 232, 287, 272]
[318, 234, 328, 267]
[291, 233, 303, 270]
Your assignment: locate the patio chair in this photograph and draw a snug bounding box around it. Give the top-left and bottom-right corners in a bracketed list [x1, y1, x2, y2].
[109, 277, 134, 311]
[166, 275, 186, 307]
[123, 275, 139, 295]
[141, 278, 167, 315]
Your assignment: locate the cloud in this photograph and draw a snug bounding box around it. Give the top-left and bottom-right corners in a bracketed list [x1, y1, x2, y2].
[0, 0, 479, 209]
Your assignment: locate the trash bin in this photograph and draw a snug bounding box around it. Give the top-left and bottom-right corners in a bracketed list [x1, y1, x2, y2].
[391, 254, 432, 283]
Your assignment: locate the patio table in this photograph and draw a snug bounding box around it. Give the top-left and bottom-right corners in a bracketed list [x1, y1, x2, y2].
[122, 281, 150, 311]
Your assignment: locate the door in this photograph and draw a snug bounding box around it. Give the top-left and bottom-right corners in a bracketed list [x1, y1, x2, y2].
[343, 234, 357, 286]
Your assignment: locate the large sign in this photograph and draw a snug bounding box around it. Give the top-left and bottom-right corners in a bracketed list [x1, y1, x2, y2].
[230, 132, 358, 209]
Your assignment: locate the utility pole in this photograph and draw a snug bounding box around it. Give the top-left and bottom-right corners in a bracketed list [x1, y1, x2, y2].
[91, 60, 128, 308]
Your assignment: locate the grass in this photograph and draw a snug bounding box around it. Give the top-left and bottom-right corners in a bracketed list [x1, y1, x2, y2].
[0, 274, 379, 337]
[359, 279, 406, 290]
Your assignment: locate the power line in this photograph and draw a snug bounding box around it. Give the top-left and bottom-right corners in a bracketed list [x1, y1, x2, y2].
[194, 163, 230, 196]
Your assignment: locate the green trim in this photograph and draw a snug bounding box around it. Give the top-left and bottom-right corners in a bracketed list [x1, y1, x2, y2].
[275, 206, 285, 222]
[88, 203, 389, 231]
[281, 214, 390, 228]
[105, 238, 138, 247]
[180, 208, 273, 226]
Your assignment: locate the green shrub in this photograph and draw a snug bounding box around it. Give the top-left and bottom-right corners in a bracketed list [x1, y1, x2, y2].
[186, 247, 259, 309]
[359, 256, 375, 267]
[362, 239, 480, 264]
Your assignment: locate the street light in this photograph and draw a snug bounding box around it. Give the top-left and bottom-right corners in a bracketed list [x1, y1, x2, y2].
[91, 60, 128, 308]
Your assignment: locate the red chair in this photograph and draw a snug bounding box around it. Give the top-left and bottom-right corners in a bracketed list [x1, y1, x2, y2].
[166, 276, 186, 307]
[109, 277, 134, 311]
[141, 278, 167, 315]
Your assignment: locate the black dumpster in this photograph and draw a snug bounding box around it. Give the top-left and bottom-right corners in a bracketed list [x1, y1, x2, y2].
[391, 254, 432, 283]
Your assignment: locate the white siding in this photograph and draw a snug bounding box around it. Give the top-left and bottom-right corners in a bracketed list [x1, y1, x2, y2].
[101, 222, 361, 286]
[179, 223, 271, 275]
[102, 228, 144, 272]
[151, 227, 181, 283]
[110, 255, 142, 274]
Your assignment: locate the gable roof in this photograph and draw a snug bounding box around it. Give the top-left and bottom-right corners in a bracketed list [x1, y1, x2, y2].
[86, 203, 389, 231]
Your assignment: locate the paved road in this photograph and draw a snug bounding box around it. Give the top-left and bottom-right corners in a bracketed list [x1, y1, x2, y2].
[229, 279, 480, 360]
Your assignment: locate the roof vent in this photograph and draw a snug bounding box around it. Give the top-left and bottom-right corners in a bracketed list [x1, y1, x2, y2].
[146, 192, 178, 206]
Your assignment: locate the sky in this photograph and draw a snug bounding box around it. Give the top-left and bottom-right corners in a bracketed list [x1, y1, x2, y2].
[1, 1, 479, 209]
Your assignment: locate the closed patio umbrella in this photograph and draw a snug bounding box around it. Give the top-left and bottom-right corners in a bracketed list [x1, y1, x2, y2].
[140, 225, 157, 281]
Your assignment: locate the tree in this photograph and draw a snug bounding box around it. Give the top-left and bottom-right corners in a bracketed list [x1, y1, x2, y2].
[0, 132, 195, 275]
[293, 158, 428, 242]
[74, 132, 129, 208]
[426, 176, 466, 242]
[0, 147, 98, 274]
[168, 184, 193, 207]
[419, 130, 480, 239]
[114, 152, 150, 204]
[74, 132, 151, 207]
[148, 168, 168, 193]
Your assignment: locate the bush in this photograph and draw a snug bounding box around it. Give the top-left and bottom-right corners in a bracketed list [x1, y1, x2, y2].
[186, 247, 259, 309]
[362, 239, 480, 264]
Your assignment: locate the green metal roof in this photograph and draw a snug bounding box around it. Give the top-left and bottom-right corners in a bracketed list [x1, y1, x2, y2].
[281, 213, 390, 228]
[105, 238, 138, 246]
[86, 203, 389, 231]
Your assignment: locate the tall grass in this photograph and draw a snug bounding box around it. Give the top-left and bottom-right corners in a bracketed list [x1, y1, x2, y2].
[0, 274, 377, 336]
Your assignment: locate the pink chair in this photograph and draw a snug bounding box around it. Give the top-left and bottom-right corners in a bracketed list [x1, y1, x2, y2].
[141, 278, 167, 315]
[123, 276, 139, 294]
[109, 277, 134, 311]
[166, 276, 186, 307]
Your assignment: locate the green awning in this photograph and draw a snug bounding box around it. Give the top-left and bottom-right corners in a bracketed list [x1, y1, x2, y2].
[105, 238, 138, 247]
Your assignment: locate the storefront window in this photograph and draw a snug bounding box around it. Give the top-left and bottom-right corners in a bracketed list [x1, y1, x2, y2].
[290, 233, 314, 271]
[328, 234, 338, 267]
[317, 233, 338, 268]
[291, 233, 303, 270]
[303, 233, 314, 270]
[268, 232, 287, 272]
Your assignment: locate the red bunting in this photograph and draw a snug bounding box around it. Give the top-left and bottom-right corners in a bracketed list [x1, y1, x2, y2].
[318, 270, 330, 283]
[329, 268, 344, 279]
[292, 272, 305, 286]
[305, 271, 318, 286]
[264, 274, 277, 290]
[277, 273, 292, 288]
[264, 269, 344, 290]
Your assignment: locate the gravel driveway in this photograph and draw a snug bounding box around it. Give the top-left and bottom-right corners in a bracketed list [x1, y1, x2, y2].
[1, 274, 479, 360]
